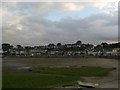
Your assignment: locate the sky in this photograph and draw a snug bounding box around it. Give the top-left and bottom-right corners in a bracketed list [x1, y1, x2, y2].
[1, 1, 118, 47]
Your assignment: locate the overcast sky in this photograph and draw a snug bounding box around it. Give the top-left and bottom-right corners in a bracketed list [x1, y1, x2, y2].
[1, 1, 118, 47]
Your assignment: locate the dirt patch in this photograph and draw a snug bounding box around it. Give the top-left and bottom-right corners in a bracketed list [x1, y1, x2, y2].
[83, 69, 118, 88]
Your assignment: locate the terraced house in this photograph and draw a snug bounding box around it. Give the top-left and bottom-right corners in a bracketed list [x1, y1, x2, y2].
[1, 41, 120, 57]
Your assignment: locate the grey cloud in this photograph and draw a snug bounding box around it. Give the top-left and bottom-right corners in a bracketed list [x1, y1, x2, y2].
[2, 3, 118, 46]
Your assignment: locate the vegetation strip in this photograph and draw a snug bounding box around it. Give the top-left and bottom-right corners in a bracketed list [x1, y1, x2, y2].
[3, 66, 115, 88]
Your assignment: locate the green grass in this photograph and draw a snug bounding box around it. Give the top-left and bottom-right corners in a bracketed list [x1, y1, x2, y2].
[3, 72, 79, 88]
[33, 66, 113, 77]
[3, 66, 114, 88]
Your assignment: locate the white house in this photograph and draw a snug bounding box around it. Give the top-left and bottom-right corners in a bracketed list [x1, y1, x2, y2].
[30, 49, 41, 56]
[65, 44, 73, 48]
[48, 51, 56, 55]
[87, 51, 100, 56]
[112, 48, 120, 56]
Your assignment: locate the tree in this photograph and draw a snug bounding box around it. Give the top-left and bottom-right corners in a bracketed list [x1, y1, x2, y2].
[76, 40, 82, 45]
[101, 42, 108, 48]
[48, 43, 55, 49]
[80, 44, 86, 51]
[16, 45, 23, 55]
[10, 45, 14, 50]
[85, 44, 94, 50]
[57, 43, 62, 46]
[94, 45, 103, 51]
[110, 43, 120, 48]
[2, 43, 11, 53]
[25, 46, 32, 56]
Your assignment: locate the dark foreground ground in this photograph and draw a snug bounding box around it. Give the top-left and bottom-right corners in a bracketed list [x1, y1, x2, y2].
[2, 57, 119, 89]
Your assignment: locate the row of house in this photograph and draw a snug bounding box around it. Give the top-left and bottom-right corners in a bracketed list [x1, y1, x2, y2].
[5, 47, 120, 57]
[1, 42, 120, 57]
[48, 49, 120, 56]
[9, 48, 44, 56]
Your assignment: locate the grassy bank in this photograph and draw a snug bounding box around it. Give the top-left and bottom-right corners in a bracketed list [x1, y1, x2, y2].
[33, 66, 114, 77]
[3, 72, 79, 88]
[3, 66, 114, 88]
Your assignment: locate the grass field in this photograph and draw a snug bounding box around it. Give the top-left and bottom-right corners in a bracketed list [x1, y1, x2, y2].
[3, 66, 114, 88]
[3, 72, 78, 88]
[33, 66, 114, 77]
[2, 57, 118, 88]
